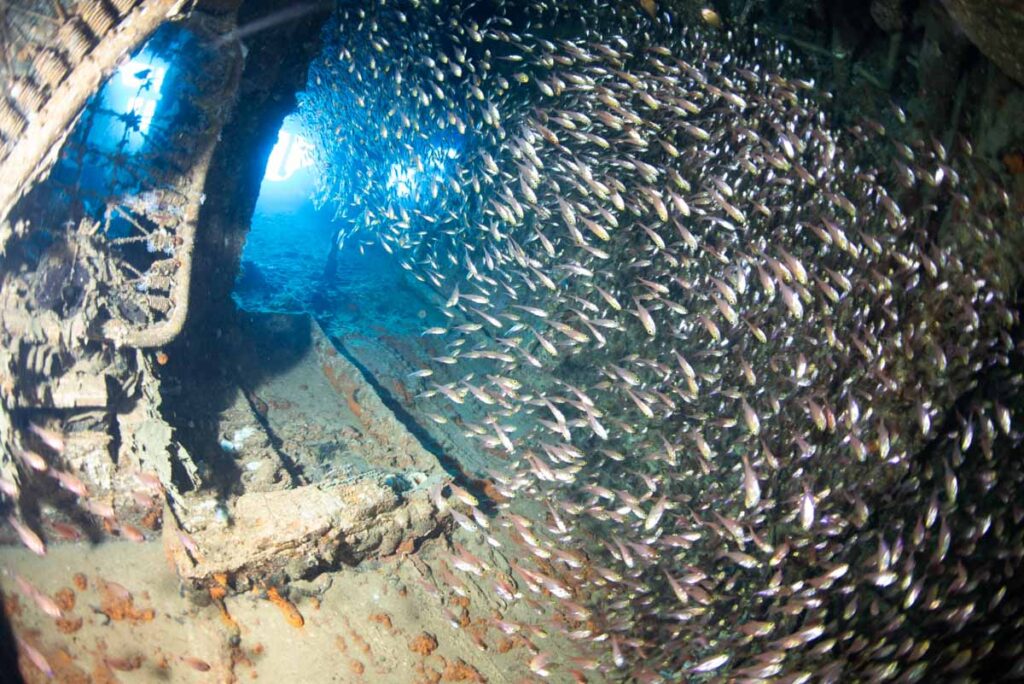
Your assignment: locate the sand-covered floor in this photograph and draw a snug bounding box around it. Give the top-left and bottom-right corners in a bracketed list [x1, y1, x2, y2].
[2, 535, 574, 683]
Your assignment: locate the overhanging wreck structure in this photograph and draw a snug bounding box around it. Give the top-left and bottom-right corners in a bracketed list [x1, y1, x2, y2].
[0, 0, 454, 591]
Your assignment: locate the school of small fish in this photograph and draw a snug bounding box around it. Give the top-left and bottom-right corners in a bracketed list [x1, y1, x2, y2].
[295, 0, 1024, 680]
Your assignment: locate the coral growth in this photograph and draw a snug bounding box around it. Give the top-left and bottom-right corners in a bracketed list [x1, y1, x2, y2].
[266, 586, 304, 628]
[409, 632, 439, 656]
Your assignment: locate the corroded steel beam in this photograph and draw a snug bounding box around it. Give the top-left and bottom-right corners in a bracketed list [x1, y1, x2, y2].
[0, 0, 188, 224]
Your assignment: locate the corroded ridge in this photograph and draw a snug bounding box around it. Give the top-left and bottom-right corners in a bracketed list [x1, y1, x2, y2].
[0, 0, 189, 227]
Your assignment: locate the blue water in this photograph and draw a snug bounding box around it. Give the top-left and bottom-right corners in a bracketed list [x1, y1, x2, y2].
[233, 199, 336, 314]
[233, 116, 326, 313]
[234, 117, 445, 339]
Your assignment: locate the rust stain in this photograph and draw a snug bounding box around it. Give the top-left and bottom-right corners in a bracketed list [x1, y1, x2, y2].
[321, 359, 366, 423]
[346, 391, 364, 420]
[1002, 149, 1024, 175]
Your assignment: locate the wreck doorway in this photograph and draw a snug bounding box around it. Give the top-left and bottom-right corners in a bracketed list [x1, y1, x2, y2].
[231, 114, 333, 314]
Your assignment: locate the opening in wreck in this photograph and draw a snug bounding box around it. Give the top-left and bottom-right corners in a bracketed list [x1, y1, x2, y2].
[1, 0, 1024, 681]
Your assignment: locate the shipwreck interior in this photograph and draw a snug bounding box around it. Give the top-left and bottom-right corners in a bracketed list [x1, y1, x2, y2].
[1, 0, 1024, 681]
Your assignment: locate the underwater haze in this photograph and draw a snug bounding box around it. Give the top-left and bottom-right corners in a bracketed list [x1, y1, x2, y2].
[2, 0, 1024, 682]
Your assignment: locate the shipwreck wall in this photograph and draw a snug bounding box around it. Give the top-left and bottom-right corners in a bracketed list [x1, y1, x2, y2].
[182, 0, 331, 363]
